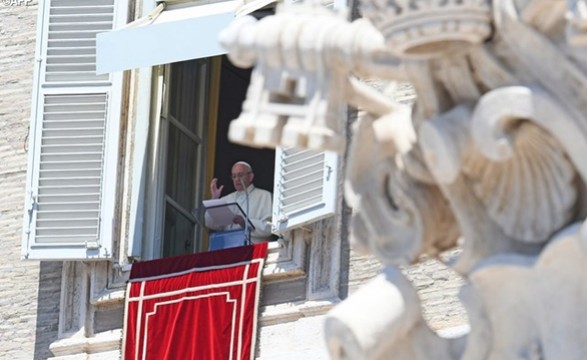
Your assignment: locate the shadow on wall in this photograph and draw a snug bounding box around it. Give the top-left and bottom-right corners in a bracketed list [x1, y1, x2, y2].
[34, 261, 62, 360]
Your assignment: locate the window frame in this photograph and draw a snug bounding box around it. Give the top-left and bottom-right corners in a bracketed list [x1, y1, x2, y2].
[142, 61, 216, 259]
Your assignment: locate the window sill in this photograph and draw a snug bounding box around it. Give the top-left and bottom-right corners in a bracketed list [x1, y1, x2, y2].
[49, 330, 122, 357]
[90, 288, 126, 307]
[261, 234, 306, 280]
[259, 297, 341, 326]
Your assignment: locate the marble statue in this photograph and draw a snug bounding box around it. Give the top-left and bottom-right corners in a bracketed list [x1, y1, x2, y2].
[219, 0, 587, 358]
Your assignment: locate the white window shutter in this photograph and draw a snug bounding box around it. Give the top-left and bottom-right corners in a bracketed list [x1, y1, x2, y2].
[22, 0, 127, 260]
[272, 147, 338, 234]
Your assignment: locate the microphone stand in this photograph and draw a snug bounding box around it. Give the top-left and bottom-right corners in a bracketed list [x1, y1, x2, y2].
[239, 177, 251, 246]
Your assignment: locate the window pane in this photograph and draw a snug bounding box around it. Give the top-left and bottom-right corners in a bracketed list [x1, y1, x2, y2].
[165, 125, 197, 211]
[160, 58, 211, 257]
[169, 59, 209, 135]
[163, 203, 195, 257]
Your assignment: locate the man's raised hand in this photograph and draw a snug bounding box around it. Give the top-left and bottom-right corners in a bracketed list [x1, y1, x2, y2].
[210, 178, 224, 199]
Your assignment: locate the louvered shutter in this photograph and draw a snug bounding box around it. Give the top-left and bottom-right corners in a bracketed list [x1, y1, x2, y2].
[22, 0, 126, 260]
[271, 147, 338, 234]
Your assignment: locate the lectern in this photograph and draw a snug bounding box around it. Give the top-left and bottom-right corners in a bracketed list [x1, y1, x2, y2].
[202, 200, 256, 251]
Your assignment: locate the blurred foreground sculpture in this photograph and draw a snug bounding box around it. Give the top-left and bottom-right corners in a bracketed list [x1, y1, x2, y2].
[220, 0, 587, 358]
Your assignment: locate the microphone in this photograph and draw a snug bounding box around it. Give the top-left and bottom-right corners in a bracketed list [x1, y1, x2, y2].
[239, 176, 251, 245]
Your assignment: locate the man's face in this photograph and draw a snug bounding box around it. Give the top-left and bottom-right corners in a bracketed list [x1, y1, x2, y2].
[231, 164, 253, 191]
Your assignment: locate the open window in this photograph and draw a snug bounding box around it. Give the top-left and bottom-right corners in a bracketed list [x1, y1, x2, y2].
[24, 0, 339, 264]
[143, 56, 277, 259]
[141, 54, 339, 261]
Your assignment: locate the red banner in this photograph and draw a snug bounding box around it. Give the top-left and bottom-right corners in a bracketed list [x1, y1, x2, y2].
[123, 243, 268, 360]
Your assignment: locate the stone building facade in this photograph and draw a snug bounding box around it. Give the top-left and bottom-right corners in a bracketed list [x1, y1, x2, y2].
[0, 1, 467, 359]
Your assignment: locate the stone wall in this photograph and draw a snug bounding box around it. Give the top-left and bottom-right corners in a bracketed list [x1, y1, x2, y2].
[0, 2, 62, 359]
[346, 250, 467, 331]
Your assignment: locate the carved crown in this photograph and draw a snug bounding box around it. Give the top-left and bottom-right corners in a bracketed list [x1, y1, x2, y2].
[360, 0, 492, 59]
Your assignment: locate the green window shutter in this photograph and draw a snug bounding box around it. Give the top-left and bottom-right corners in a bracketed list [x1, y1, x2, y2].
[272, 147, 338, 234]
[22, 0, 127, 260]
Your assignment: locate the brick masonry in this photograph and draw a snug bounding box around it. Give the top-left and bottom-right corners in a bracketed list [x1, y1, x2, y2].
[344, 249, 468, 331]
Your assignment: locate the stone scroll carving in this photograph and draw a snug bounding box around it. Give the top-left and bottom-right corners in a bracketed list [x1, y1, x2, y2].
[220, 0, 587, 358]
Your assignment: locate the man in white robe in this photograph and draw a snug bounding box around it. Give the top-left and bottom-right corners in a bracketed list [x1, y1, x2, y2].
[205, 161, 272, 244]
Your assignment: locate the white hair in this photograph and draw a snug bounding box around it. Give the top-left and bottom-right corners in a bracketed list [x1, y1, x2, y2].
[233, 161, 253, 173]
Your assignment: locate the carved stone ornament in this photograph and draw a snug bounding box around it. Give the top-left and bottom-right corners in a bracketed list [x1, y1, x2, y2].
[219, 0, 587, 358]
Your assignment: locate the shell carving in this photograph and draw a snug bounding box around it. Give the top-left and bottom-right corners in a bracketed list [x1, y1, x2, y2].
[463, 123, 578, 243]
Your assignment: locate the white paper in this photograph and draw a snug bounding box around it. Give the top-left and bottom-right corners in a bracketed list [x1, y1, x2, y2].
[203, 198, 236, 227]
